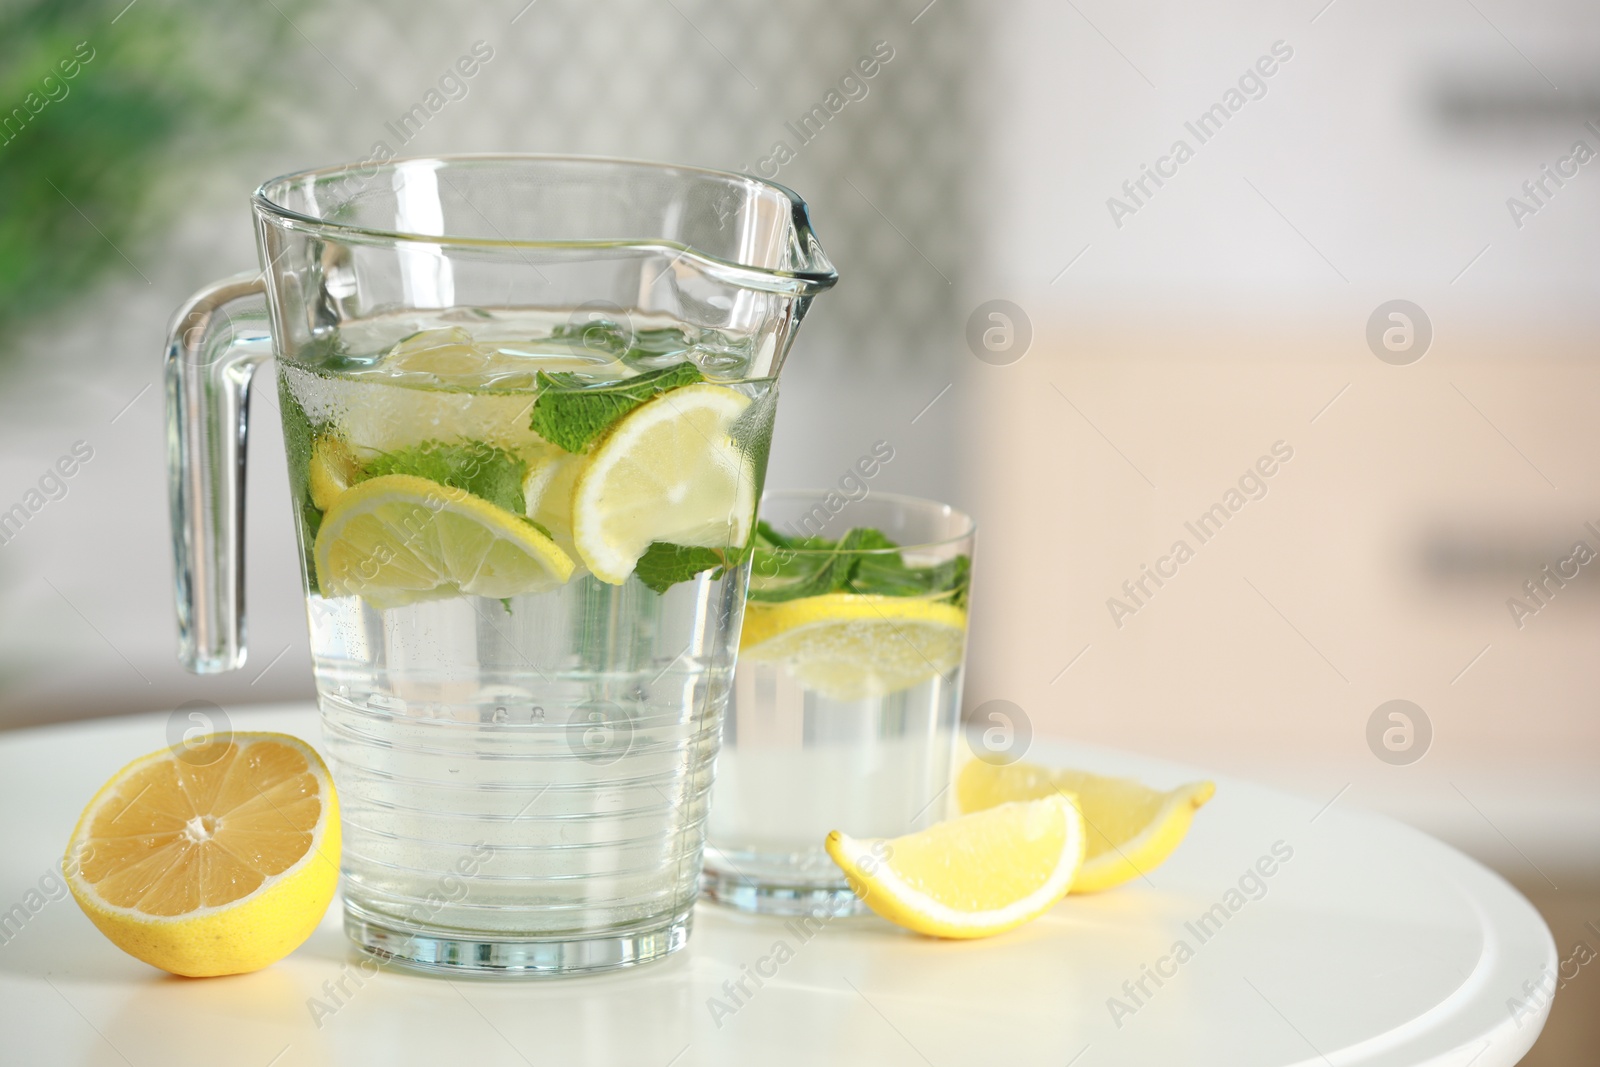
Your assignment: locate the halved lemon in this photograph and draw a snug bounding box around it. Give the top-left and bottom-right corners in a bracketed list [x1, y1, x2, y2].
[740, 593, 967, 701]
[956, 759, 1214, 893]
[314, 473, 575, 609]
[571, 383, 755, 584]
[825, 795, 1084, 939]
[308, 434, 359, 511]
[64, 733, 339, 977]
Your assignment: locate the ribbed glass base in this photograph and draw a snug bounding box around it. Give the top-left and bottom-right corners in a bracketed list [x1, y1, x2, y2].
[345, 902, 692, 978]
[699, 866, 868, 918]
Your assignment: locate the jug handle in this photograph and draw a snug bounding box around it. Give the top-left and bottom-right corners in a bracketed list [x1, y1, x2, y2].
[164, 272, 273, 674]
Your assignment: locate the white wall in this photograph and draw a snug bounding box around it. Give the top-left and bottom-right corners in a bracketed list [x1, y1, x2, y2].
[962, 0, 1600, 873]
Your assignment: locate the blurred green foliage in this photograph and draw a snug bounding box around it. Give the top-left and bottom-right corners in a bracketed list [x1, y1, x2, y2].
[0, 0, 308, 351]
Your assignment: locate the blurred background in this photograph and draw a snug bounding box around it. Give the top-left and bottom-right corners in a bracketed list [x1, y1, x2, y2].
[1, 0, 1596, 1059]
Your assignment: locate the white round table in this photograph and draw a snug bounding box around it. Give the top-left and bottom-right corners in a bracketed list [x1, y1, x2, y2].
[0, 705, 1554, 1066]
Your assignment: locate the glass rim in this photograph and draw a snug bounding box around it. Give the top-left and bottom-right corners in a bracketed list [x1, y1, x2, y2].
[250, 153, 839, 297]
[757, 489, 975, 554]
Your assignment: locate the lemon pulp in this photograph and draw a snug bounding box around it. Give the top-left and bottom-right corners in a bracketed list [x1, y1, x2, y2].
[64, 733, 340, 977]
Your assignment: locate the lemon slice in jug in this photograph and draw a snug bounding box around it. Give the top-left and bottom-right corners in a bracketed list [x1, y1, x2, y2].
[314, 473, 575, 609]
[571, 383, 755, 584]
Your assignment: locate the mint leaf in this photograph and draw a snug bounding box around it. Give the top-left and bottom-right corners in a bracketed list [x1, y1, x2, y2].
[634, 541, 736, 594]
[749, 527, 880, 602]
[748, 524, 972, 606]
[730, 388, 777, 503]
[278, 378, 324, 510]
[845, 528, 898, 552]
[755, 520, 794, 549]
[755, 520, 832, 552]
[530, 362, 704, 453]
[279, 380, 328, 587]
[849, 550, 971, 607]
[749, 523, 830, 592]
[361, 440, 528, 514]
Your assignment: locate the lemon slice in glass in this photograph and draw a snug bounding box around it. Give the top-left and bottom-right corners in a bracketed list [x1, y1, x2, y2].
[740, 593, 967, 700]
[956, 759, 1214, 893]
[64, 733, 339, 977]
[571, 383, 755, 584]
[314, 473, 575, 609]
[826, 795, 1084, 939]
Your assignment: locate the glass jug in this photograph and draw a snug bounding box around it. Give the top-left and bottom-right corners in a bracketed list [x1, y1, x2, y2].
[164, 156, 836, 976]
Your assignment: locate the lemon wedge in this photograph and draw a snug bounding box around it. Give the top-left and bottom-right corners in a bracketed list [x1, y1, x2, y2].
[64, 733, 339, 977]
[957, 759, 1214, 893]
[571, 383, 755, 584]
[314, 473, 575, 609]
[521, 445, 584, 561]
[740, 593, 967, 700]
[826, 795, 1084, 938]
[308, 434, 359, 511]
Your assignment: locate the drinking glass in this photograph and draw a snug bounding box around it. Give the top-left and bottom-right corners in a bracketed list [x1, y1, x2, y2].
[164, 156, 835, 975]
[702, 491, 975, 915]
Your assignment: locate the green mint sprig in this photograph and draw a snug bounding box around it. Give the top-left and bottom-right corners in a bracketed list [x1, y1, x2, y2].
[854, 550, 971, 607]
[279, 382, 327, 586]
[749, 522, 970, 606]
[530, 362, 704, 453]
[746, 526, 887, 602]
